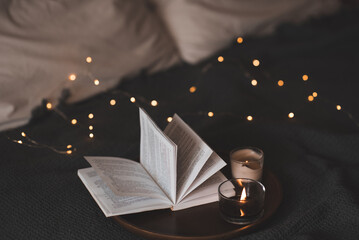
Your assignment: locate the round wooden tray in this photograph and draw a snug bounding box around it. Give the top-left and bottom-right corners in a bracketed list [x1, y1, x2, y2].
[113, 170, 282, 240]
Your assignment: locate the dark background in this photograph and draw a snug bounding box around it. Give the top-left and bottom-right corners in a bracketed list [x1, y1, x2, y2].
[1, 6, 358, 240]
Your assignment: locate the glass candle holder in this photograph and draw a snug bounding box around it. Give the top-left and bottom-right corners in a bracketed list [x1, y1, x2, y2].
[218, 178, 265, 225]
[230, 147, 264, 181]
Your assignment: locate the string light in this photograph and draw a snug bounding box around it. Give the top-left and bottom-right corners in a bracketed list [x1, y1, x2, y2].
[21, 132, 26, 137]
[278, 80, 284, 86]
[218, 56, 224, 62]
[247, 116, 253, 121]
[151, 100, 158, 107]
[66, 150, 72, 155]
[251, 79, 258, 86]
[288, 112, 294, 118]
[252, 59, 260, 67]
[308, 95, 314, 102]
[89, 125, 93, 130]
[208, 112, 214, 117]
[88, 113, 94, 119]
[69, 74, 76, 81]
[86, 57, 92, 63]
[94, 79, 100, 86]
[302, 75, 308, 81]
[17, 140, 23, 144]
[89, 133, 94, 138]
[313, 92, 318, 97]
[71, 119, 77, 125]
[167, 117, 173, 122]
[110, 99, 116, 106]
[189, 86, 197, 93]
[130, 97, 136, 103]
[67, 145, 72, 149]
[237, 37, 243, 44]
[46, 102, 52, 110]
[336, 105, 341, 111]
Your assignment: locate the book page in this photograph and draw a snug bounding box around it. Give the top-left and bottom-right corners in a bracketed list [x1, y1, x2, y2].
[172, 171, 227, 211]
[78, 168, 172, 217]
[178, 152, 226, 202]
[85, 156, 169, 201]
[139, 108, 177, 203]
[164, 114, 213, 202]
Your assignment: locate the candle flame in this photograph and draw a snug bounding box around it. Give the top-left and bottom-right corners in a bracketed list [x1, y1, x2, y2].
[240, 187, 247, 201]
[240, 209, 245, 217]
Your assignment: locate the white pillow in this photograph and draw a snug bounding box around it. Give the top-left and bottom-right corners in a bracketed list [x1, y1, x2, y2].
[0, 0, 180, 131]
[154, 0, 339, 64]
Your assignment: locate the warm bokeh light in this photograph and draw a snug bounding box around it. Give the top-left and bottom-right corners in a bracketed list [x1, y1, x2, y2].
[21, 132, 26, 137]
[336, 105, 341, 111]
[86, 57, 92, 63]
[208, 112, 214, 117]
[17, 140, 23, 144]
[151, 100, 158, 107]
[110, 99, 116, 106]
[89, 125, 93, 130]
[288, 112, 294, 118]
[277, 80, 284, 86]
[66, 150, 72, 155]
[308, 95, 314, 102]
[167, 117, 173, 122]
[247, 116, 253, 121]
[67, 145, 72, 149]
[237, 37, 243, 44]
[218, 56, 224, 62]
[189, 86, 197, 93]
[130, 97, 136, 103]
[251, 79, 258, 86]
[69, 74, 76, 81]
[89, 133, 94, 138]
[71, 119, 77, 125]
[94, 79, 100, 85]
[252, 59, 260, 67]
[313, 92, 318, 97]
[88, 113, 94, 119]
[302, 75, 308, 81]
[46, 102, 52, 110]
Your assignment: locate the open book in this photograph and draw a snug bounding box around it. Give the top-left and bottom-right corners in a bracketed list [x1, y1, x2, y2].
[78, 108, 227, 217]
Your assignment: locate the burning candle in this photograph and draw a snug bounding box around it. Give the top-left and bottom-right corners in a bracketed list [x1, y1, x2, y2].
[218, 178, 265, 225]
[230, 147, 264, 181]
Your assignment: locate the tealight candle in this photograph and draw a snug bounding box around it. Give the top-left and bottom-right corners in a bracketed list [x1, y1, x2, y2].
[230, 147, 264, 181]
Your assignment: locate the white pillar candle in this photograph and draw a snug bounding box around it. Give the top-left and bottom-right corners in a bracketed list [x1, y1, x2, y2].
[230, 147, 264, 181]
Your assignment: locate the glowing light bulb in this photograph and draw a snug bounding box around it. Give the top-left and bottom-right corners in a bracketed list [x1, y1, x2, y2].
[247, 116, 253, 121]
[167, 117, 173, 122]
[46, 102, 52, 110]
[94, 79, 100, 85]
[69, 74, 76, 81]
[71, 119, 77, 125]
[88, 113, 94, 119]
[130, 97, 136, 103]
[278, 80, 284, 86]
[251, 79, 258, 86]
[86, 57, 92, 63]
[237, 37, 243, 44]
[336, 105, 341, 111]
[302, 75, 308, 81]
[67, 145, 72, 149]
[252, 59, 260, 67]
[308, 95, 314, 102]
[151, 100, 158, 107]
[66, 150, 72, 155]
[110, 99, 116, 106]
[288, 112, 294, 118]
[313, 92, 318, 97]
[89, 125, 93, 130]
[218, 56, 224, 62]
[17, 140, 23, 144]
[21, 132, 26, 137]
[189, 86, 197, 93]
[89, 133, 94, 138]
[208, 112, 214, 117]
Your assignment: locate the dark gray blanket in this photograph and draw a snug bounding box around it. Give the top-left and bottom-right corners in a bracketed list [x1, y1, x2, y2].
[1, 6, 358, 240]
